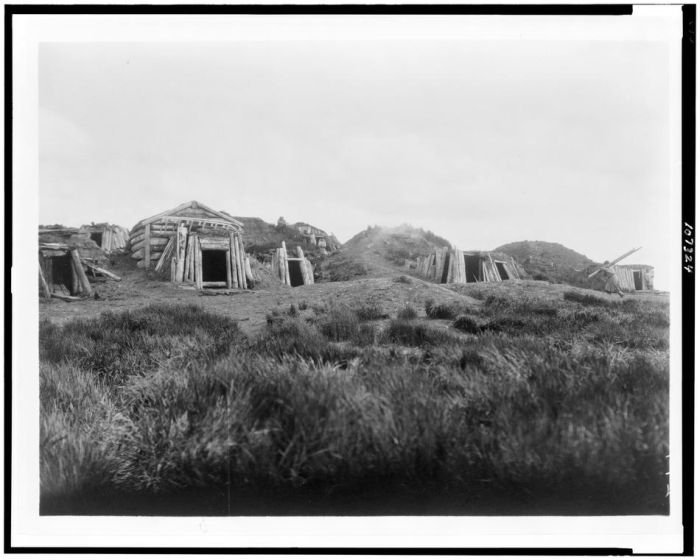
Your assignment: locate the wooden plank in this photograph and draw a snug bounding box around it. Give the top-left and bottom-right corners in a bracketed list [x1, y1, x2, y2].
[38, 265, 51, 298]
[184, 235, 192, 281]
[144, 224, 151, 269]
[195, 237, 203, 289]
[70, 249, 93, 296]
[226, 250, 232, 289]
[155, 238, 174, 273]
[234, 235, 244, 289]
[83, 262, 121, 281]
[229, 233, 239, 289]
[131, 236, 171, 252]
[202, 281, 227, 288]
[175, 225, 187, 283]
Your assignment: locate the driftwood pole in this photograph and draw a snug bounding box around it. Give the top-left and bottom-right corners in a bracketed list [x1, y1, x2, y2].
[38, 265, 51, 298]
[70, 249, 93, 296]
[229, 232, 239, 289]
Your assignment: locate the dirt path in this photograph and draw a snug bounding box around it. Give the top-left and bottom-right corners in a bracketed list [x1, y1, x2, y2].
[40, 274, 482, 336]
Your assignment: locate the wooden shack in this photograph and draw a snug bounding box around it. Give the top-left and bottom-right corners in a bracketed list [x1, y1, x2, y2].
[417, 248, 525, 284]
[38, 227, 120, 298]
[271, 242, 315, 287]
[129, 201, 249, 289]
[80, 223, 130, 253]
[611, 264, 654, 292]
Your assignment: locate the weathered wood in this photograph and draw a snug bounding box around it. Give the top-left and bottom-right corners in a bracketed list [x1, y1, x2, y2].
[281, 243, 291, 286]
[195, 237, 203, 289]
[229, 233, 239, 289]
[83, 262, 121, 281]
[155, 238, 174, 273]
[225, 249, 232, 289]
[244, 255, 254, 283]
[131, 236, 170, 253]
[51, 293, 81, 302]
[144, 224, 151, 269]
[184, 235, 193, 281]
[235, 234, 247, 289]
[38, 265, 51, 298]
[70, 249, 93, 296]
[176, 225, 188, 283]
[202, 281, 227, 288]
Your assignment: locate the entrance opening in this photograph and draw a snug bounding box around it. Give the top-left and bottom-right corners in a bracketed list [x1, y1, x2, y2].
[464, 255, 482, 283]
[202, 250, 228, 283]
[288, 259, 304, 287]
[90, 232, 103, 247]
[51, 254, 75, 294]
[495, 261, 509, 281]
[440, 254, 451, 283]
[633, 270, 643, 291]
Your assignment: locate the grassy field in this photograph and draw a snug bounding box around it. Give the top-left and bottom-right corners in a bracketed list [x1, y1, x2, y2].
[39, 282, 669, 515]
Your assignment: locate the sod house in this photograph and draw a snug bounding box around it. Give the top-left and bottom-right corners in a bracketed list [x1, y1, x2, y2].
[38, 227, 111, 298]
[417, 247, 526, 284]
[129, 201, 251, 289]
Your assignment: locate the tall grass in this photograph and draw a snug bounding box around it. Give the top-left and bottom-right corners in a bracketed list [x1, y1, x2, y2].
[40, 294, 670, 514]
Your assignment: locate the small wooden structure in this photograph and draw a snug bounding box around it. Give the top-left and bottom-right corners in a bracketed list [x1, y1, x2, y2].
[129, 201, 249, 290]
[417, 248, 525, 284]
[611, 264, 654, 292]
[80, 223, 130, 253]
[271, 242, 315, 287]
[587, 247, 653, 293]
[38, 227, 122, 299]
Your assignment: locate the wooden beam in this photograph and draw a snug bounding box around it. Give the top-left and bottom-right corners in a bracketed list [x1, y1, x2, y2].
[83, 262, 121, 281]
[226, 249, 232, 289]
[70, 249, 93, 296]
[143, 224, 151, 269]
[38, 265, 51, 298]
[229, 232, 239, 289]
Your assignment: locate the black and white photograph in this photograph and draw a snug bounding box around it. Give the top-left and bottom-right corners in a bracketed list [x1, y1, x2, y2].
[8, 3, 688, 553]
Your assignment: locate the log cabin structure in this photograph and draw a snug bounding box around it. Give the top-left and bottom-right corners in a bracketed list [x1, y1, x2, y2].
[80, 223, 130, 253]
[417, 248, 526, 284]
[271, 242, 315, 287]
[129, 201, 249, 290]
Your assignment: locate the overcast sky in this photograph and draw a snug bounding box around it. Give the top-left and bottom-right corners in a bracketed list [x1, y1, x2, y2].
[39, 31, 676, 289]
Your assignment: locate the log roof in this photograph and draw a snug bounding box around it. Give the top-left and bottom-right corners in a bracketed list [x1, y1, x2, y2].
[132, 200, 244, 231]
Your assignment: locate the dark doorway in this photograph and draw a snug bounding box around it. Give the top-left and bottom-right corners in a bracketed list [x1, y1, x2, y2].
[633, 270, 643, 290]
[288, 259, 304, 287]
[464, 255, 482, 283]
[90, 232, 103, 247]
[495, 262, 509, 281]
[51, 254, 75, 294]
[440, 254, 451, 283]
[202, 250, 228, 283]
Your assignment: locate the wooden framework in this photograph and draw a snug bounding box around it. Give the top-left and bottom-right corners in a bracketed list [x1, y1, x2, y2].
[271, 242, 315, 287]
[611, 264, 654, 292]
[416, 249, 525, 284]
[130, 201, 250, 289]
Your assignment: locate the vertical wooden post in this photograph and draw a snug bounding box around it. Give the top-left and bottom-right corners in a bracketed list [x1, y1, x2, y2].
[195, 236, 203, 289]
[229, 232, 239, 288]
[225, 249, 232, 289]
[70, 249, 93, 296]
[281, 242, 291, 286]
[38, 264, 51, 298]
[244, 255, 254, 283]
[144, 224, 151, 269]
[235, 234, 246, 289]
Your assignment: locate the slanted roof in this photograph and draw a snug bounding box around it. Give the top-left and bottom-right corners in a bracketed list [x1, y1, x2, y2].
[132, 201, 244, 230]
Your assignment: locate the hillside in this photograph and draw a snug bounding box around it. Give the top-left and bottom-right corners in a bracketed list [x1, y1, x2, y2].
[494, 240, 596, 287]
[319, 224, 452, 282]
